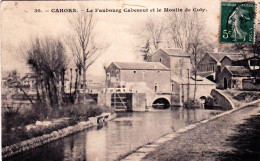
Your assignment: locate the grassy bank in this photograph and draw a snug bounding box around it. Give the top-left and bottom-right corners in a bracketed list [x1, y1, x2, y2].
[2, 103, 113, 147]
[223, 90, 260, 108]
[218, 113, 260, 161]
[142, 102, 260, 161]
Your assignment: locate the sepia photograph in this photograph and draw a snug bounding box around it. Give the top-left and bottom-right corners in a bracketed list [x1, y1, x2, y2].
[1, 0, 260, 160]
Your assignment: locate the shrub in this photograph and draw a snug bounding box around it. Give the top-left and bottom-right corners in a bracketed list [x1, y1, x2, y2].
[183, 100, 201, 109]
[2, 102, 113, 147]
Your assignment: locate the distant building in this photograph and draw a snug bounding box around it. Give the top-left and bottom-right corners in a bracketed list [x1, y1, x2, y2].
[106, 62, 171, 93]
[216, 66, 252, 89]
[21, 73, 36, 89]
[220, 54, 245, 68]
[220, 54, 260, 76]
[197, 52, 236, 81]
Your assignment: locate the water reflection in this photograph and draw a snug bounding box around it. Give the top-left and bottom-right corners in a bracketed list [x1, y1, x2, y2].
[6, 108, 219, 161]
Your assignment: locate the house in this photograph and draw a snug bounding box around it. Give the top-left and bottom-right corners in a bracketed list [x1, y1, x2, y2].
[221, 54, 260, 76]
[106, 62, 171, 93]
[21, 73, 36, 89]
[197, 52, 237, 81]
[216, 66, 252, 89]
[150, 48, 190, 80]
[220, 54, 245, 68]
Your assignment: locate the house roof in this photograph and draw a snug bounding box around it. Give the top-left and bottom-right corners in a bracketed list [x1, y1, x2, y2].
[198, 71, 215, 78]
[112, 62, 170, 70]
[156, 48, 190, 57]
[225, 66, 252, 77]
[222, 54, 245, 62]
[207, 52, 237, 62]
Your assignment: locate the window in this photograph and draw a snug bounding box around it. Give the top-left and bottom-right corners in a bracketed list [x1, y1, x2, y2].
[213, 66, 215, 71]
[179, 69, 182, 78]
[179, 59, 182, 65]
[249, 59, 259, 66]
[116, 70, 119, 74]
[159, 57, 162, 62]
[154, 83, 158, 92]
[133, 70, 136, 73]
[106, 73, 110, 79]
[171, 83, 174, 92]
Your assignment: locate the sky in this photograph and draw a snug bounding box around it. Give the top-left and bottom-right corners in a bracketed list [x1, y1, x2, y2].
[1, 0, 251, 78]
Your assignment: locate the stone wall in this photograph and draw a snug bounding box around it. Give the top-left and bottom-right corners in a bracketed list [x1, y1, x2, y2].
[132, 93, 146, 111]
[210, 89, 234, 110]
[97, 93, 111, 107]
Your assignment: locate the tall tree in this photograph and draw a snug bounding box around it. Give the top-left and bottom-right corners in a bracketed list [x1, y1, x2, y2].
[22, 36, 68, 108]
[140, 17, 164, 61]
[167, 12, 201, 53]
[167, 12, 207, 100]
[68, 12, 102, 102]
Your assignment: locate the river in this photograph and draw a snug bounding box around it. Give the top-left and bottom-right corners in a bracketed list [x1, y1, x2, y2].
[6, 108, 220, 161]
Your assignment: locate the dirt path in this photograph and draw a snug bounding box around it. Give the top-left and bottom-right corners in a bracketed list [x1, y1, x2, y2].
[142, 103, 260, 161]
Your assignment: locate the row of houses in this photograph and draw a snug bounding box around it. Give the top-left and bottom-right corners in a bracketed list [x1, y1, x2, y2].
[197, 51, 260, 90]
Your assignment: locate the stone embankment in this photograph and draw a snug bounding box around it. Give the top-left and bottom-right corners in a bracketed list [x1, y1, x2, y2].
[2, 113, 116, 159]
[210, 89, 235, 110]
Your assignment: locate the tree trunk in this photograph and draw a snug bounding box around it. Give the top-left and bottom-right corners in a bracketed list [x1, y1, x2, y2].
[194, 72, 197, 101]
[41, 76, 49, 107]
[82, 47, 87, 103]
[35, 74, 41, 103]
[194, 52, 197, 101]
[74, 69, 79, 104]
[82, 66, 86, 103]
[77, 68, 82, 104]
[18, 85, 34, 104]
[61, 69, 65, 102]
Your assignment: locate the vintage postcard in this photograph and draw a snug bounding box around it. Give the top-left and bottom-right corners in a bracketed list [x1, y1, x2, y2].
[1, 0, 260, 161]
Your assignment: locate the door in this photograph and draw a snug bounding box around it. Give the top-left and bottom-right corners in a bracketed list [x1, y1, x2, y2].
[224, 77, 227, 89]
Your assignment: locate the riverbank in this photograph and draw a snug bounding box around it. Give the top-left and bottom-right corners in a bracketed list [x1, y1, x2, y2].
[142, 102, 259, 161]
[120, 99, 260, 161]
[2, 112, 117, 159]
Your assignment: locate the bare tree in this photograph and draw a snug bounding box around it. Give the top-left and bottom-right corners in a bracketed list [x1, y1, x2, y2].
[140, 17, 164, 61]
[68, 12, 103, 102]
[167, 12, 207, 100]
[167, 12, 201, 53]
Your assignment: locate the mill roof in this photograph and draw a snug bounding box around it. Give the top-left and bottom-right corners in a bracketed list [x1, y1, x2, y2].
[225, 66, 252, 77]
[113, 62, 170, 70]
[154, 48, 190, 57]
